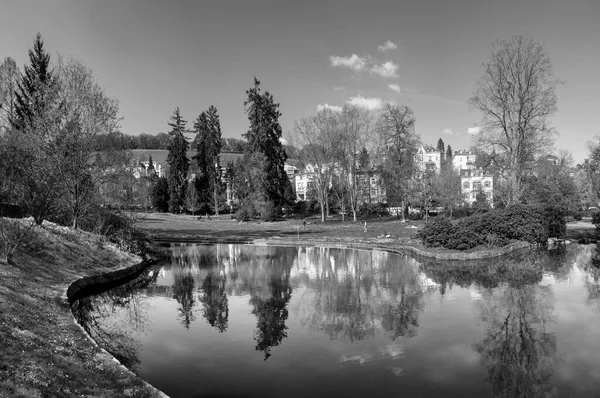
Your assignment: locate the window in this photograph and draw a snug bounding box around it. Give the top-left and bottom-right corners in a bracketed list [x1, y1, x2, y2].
[484, 181, 491, 188]
[473, 181, 482, 190]
[463, 181, 470, 189]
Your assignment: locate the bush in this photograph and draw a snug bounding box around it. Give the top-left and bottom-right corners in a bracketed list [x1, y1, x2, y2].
[235, 202, 255, 222]
[260, 201, 280, 222]
[0, 217, 35, 264]
[416, 204, 555, 251]
[416, 217, 454, 248]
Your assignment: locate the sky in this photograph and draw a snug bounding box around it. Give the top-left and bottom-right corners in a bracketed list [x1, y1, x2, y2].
[0, 0, 598, 162]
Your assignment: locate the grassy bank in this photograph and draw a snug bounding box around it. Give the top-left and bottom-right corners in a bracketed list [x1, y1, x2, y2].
[0, 219, 162, 398]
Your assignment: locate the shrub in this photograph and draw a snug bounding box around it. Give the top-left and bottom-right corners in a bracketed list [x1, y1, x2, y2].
[0, 217, 35, 264]
[260, 201, 280, 222]
[416, 217, 455, 247]
[235, 202, 255, 222]
[446, 227, 482, 250]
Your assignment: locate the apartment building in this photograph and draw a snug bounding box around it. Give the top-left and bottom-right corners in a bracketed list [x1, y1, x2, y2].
[460, 167, 494, 206]
[452, 150, 476, 171]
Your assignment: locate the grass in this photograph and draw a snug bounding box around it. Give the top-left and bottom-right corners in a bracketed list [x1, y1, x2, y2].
[0, 219, 162, 398]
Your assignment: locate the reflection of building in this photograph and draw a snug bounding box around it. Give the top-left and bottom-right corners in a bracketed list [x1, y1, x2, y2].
[452, 149, 476, 171]
[460, 168, 494, 206]
[416, 145, 442, 174]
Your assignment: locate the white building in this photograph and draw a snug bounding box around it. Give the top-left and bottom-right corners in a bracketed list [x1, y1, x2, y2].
[416, 145, 442, 174]
[460, 168, 494, 206]
[452, 149, 476, 171]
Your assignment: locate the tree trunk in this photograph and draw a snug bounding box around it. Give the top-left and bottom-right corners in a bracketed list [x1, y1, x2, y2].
[214, 186, 219, 217]
[320, 200, 326, 223]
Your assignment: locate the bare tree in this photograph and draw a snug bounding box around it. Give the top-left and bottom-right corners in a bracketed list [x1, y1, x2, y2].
[470, 35, 560, 205]
[288, 109, 338, 222]
[0, 57, 19, 130]
[335, 106, 374, 222]
[51, 56, 120, 228]
[375, 104, 420, 220]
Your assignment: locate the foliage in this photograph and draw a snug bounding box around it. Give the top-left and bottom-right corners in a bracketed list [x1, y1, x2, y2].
[416, 217, 454, 248]
[166, 107, 189, 213]
[470, 35, 560, 205]
[193, 105, 223, 215]
[0, 217, 36, 264]
[418, 204, 558, 250]
[151, 177, 170, 212]
[243, 78, 288, 206]
[260, 201, 280, 222]
[235, 202, 256, 222]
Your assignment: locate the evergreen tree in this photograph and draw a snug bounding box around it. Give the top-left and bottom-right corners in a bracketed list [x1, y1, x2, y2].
[243, 78, 288, 207]
[166, 108, 189, 213]
[193, 105, 223, 215]
[148, 154, 154, 171]
[446, 145, 453, 162]
[13, 33, 56, 131]
[437, 138, 445, 164]
[151, 176, 170, 212]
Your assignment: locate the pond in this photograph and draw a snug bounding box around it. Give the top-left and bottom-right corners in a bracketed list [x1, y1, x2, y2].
[71, 243, 600, 398]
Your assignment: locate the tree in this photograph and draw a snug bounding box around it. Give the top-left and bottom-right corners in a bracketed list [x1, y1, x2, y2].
[335, 105, 374, 222]
[51, 55, 120, 228]
[0, 57, 19, 130]
[289, 108, 338, 222]
[376, 104, 420, 220]
[445, 145, 453, 163]
[151, 176, 170, 212]
[433, 165, 462, 217]
[193, 105, 223, 216]
[436, 138, 445, 165]
[166, 108, 189, 213]
[243, 78, 288, 208]
[185, 177, 201, 214]
[470, 35, 560, 205]
[13, 33, 56, 131]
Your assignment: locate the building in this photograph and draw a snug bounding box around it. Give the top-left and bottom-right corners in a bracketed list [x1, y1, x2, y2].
[452, 150, 477, 171]
[460, 168, 494, 206]
[416, 145, 442, 174]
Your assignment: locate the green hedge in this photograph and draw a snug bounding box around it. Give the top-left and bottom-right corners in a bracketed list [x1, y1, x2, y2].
[417, 204, 561, 251]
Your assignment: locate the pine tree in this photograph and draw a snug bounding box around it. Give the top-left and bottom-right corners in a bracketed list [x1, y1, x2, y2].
[192, 105, 223, 215]
[243, 78, 288, 207]
[13, 33, 56, 131]
[437, 138, 445, 164]
[166, 107, 189, 213]
[148, 154, 154, 171]
[446, 145, 453, 161]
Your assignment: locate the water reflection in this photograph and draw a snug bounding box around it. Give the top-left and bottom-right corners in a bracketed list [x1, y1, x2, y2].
[71, 243, 600, 397]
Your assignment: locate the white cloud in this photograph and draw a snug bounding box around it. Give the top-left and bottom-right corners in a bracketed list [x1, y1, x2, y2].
[467, 126, 481, 135]
[330, 54, 368, 72]
[378, 40, 398, 52]
[346, 95, 384, 110]
[333, 86, 347, 91]
[317, 103, 343, 112]
[388, 84, 402, 93]
[443, 128, 453, 135]
[370, 61, 398, 78]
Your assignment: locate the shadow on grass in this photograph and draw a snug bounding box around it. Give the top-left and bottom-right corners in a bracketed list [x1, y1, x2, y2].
[147, 228, 325, 242]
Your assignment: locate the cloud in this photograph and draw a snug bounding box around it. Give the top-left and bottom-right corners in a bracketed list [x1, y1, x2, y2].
[443, 128, 453, 135]
[370, 61, 398, 78]
[388, 83, 402, 93]
[467, 126, 481, 135]
[346, 95, 385, 110]
[378, 40, 398, 52]
[330, 54, 368, 72]
[333, 86, 347, 91]
[317, 103, 342, 112]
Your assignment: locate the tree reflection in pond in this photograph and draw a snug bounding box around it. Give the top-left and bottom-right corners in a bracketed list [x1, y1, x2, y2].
[297, 247, 425, 342]
[172, 269, 196, 330]
[200, 273, 229, 333]
[71, 267, 159, 372]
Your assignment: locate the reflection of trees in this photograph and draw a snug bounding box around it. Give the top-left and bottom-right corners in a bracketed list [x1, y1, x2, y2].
[298, 248, 424, 342]
[71, 266, 159, 372]
[249, 251, 294, 360]
[474, 283, 557, 397]
[172, 270, 196, 330]
[200, 273, 229, 332]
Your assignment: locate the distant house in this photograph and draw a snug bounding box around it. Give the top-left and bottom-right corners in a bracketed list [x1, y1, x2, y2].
[460, 168, 494, 207]
[416, 145, 442, 174]
[452, 149, 477, 171]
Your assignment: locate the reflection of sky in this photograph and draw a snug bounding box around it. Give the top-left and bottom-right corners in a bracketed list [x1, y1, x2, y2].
[84, 243, 600, 398]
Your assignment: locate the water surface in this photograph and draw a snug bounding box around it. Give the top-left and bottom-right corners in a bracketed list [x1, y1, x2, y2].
[72, 243, 600, 397]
